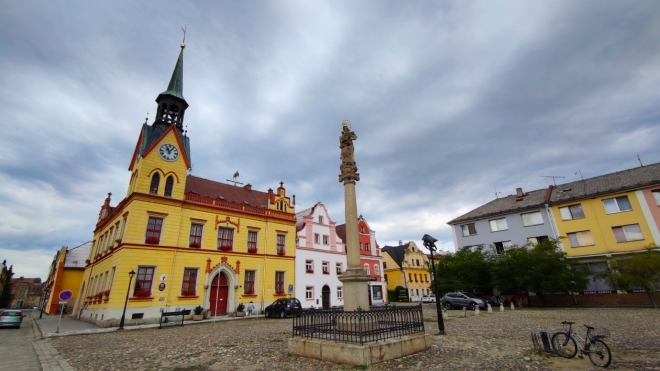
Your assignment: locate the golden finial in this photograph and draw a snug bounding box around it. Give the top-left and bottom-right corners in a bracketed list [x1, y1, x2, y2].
[181, 23, 188, 49]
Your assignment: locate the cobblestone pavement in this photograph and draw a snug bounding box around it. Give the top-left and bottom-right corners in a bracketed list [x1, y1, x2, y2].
[49, 306, 660, 370]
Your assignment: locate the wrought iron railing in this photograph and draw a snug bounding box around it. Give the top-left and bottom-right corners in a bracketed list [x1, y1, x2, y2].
[292, 304, 425, 345]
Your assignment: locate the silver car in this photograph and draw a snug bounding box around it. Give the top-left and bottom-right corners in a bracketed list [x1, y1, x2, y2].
[441, 292, 488, 310]
[0, 310, 24, 328]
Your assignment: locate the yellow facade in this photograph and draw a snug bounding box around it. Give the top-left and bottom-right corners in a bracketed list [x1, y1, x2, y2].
[73, 47, 297, 326]
[551, 191, 655, 257]
[382, 241, 431, 302]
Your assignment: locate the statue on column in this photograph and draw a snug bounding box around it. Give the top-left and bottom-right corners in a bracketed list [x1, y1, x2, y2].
[339, 121, 360, 183]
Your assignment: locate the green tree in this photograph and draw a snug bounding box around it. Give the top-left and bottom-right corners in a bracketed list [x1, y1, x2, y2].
[490, 238, 590, 306]
[429, 245, 493, 294]
[596, 247, 660, 308]
[0, 265, 14, 308]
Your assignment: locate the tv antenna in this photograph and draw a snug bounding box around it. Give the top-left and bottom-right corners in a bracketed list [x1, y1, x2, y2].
[575, 170, 584, 180]
[226, 171, 243, 186]
[637, 154, 643, 167]
[541, 175, 565, 186]
[493, 189, 502, 199]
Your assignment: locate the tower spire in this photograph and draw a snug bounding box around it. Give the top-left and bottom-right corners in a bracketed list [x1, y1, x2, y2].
[154, 26, 189, 132]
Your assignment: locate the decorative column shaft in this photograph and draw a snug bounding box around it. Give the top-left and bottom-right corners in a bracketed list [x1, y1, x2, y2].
[337, 121, 372, 311]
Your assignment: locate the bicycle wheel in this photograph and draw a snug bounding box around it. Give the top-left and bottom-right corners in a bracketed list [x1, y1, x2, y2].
[551, 332, 578, 358]
[586, 339, 611, 368]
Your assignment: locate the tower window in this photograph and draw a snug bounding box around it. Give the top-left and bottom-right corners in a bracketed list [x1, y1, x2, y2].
[150, 173, 160, 195]
[164, 176, 174, 197]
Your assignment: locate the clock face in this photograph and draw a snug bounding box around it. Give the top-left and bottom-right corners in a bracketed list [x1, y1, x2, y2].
[158, 144, 179, 161]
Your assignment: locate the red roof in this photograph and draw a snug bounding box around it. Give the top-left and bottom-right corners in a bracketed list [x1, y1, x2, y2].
[185, 176, 270, 208]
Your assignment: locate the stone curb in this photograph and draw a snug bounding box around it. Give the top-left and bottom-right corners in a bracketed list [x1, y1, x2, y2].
[30, 312, 76, 371]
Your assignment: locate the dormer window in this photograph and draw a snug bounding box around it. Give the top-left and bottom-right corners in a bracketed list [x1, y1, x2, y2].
[319, 216, 323, 224]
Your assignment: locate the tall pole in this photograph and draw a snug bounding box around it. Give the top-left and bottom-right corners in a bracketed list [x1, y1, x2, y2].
[118, 270, 135, 330]
[337, 121, 372, 311]
[423, 234, 445, 335]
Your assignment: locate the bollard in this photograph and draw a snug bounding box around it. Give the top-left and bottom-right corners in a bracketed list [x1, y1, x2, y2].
[460, 306, 466, 318]
[510, 302, 515, 310]
[442, 309, 448, 320]
[500, 303, 504, 312]
[487, 303, 492, 313]
[475, 306, 480, 315]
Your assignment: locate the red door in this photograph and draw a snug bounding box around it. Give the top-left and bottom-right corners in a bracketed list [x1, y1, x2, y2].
[209, 272, 229, 316]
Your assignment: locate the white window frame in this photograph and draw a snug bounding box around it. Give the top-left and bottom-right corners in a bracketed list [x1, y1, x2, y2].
[559, 204, 585, 220]
[461, 223, 477, 236]
[337, 286, 343, 299]
[305, 260, 313, 273]
[374, 264, 380, 277]
[314, 233, 320, 244]
[653, 190, 660, 206]
[612, 224, 644, 242]
[322, 235, 329, 245]
[489, 218, 508, 232]
[336, 263, 342, 275]
[521, 211, 543, 227]
[364, 264, 370, 275]
[305, 286, 313, 300]
[567, 231, 595, 248]
[602, 196, 633, 214]
[322, 261, 329, 274]
[319, 216, 323, 224]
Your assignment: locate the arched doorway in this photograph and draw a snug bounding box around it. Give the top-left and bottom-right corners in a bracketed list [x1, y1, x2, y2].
[210, 272, 229, 316]
[321, 285, 330, 309]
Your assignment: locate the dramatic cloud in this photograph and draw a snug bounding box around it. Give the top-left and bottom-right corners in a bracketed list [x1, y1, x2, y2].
[2, 1, 660, 279]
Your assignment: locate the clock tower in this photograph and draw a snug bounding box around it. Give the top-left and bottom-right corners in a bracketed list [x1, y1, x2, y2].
[127, 42, 192, 199]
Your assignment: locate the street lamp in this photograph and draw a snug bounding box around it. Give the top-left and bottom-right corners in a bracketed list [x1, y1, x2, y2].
[422, 234, 445, 335]
[118, 270, 136, 330]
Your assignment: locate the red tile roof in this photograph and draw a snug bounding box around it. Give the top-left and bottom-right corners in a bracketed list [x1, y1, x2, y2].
[185, 175, 270, 208]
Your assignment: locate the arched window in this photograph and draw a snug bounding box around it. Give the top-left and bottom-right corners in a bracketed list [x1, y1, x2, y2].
[150, 173, 160, 195]
[276, 200, 286, 212]
[164, 176, 174, 197]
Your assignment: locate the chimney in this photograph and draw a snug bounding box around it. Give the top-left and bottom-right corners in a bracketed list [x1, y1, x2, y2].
[243, 183, 252, 191]
[516, 188, 524, 197]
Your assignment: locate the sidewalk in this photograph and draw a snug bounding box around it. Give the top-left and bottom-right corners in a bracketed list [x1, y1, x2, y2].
[35, 311, 264, 337]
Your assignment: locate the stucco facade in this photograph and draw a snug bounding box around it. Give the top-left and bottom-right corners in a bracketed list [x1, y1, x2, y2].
[44, 243, 91, 314]
[381, 241, 430, 302]
[295, 202, 346, 308]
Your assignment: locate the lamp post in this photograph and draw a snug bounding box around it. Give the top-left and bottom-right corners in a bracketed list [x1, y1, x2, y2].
[118, 270, 136, 330]
[422, 234, 445, 335]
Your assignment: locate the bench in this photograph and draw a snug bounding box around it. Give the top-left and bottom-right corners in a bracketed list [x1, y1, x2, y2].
[159, 309, 191, 328]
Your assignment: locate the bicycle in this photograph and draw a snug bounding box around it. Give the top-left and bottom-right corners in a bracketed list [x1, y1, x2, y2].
[551, 321, 612, 368]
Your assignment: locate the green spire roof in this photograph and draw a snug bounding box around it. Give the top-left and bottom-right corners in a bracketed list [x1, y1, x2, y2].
[159, 46, 185, 101]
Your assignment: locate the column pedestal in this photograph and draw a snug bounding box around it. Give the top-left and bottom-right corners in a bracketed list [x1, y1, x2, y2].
[339, 268, 373, 311]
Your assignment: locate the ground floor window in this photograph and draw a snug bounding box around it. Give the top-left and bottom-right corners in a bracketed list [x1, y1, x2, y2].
[135, 267, 155, 297]
[305, 286, 313, 299]
[337, 286, 343, 299]
[371, 285, 382, 300]
[181, 268, 198, 296]
[244, 270, 255, 295]
[275, 271, 285, 294]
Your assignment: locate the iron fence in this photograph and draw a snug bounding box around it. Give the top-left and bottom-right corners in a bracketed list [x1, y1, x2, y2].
[292, 304, 425, 345]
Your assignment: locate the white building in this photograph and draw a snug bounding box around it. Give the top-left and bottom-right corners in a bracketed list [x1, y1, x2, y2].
[295, 202, 347, 309]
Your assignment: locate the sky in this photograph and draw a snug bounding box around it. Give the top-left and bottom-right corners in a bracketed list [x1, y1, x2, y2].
[1, 1, 660, 280]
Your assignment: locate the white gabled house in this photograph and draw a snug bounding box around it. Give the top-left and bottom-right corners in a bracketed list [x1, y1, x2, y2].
[295, 202, 347, 309]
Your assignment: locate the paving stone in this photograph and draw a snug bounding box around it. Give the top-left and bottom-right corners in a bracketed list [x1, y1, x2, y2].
[48, 306, 660, 370]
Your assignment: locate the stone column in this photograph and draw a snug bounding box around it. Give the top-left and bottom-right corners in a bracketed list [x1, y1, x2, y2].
[337, 122, 372, 311]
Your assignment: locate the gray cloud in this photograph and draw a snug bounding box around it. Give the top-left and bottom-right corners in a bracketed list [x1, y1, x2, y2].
[1, 0, 660, 278]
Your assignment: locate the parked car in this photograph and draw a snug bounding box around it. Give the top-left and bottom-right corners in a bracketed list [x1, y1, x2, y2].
[441, 292, 488, 310]
[421, 294, 436, 303]
[264, 298, 302, 318]
[0, 310, 24, 329]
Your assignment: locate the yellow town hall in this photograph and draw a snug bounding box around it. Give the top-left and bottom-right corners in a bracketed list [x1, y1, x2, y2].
[73, 42, 296, 325]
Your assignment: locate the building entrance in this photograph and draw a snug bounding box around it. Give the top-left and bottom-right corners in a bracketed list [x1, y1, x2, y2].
[321, 285, 330, 309]
[210, 272, 229, 315]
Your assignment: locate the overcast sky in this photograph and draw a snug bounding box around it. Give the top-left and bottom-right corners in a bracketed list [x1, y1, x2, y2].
[2, 1, 660, 280]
